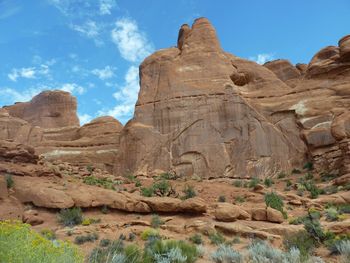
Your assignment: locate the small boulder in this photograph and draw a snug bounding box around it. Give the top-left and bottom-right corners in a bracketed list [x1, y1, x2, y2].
[266, 207, 284, 223]
[252, 207, 267, 221]
[23, 209, 44, 226]
[214, 203, 250, 222]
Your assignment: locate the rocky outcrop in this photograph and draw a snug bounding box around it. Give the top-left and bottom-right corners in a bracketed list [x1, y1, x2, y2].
[4, 90, 79, 129]
[116, 17, 305, 179]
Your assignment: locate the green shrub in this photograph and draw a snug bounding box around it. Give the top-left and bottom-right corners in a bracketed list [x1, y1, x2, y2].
[339, 204, 350, 214]
[211, 244, 243, 263]
[264, 192, 286, 218]
[286, 180, 292, 187]
[40, 228, 56, 240]
[209, 231, 226, 245]
[264, 178, 274, 187]
[182, 185, 196, 199]
[143, 239, 199, 263]
[141, 228, 160, 241]
[58, 207, 83, 226]
[0, 221, 83, 263]
[153, 179, 171, 196]
[88, 240, 124, 263]
[303, 162, 314, 171]
[218, 195, 226, 202]
[86, 165, 94, 174]
[141, 187, 154, 197]
[305, 172, 314, 180]
[233, 180, 243, 187]
[5, 174, 14, 189]
[234, 196, 245, 203]
[189, 233, 203, 245]
[303, 216, 325, 244]
[83, 176, 115, 190]
[128, 232, 136, 241]
[325, 207, 340, 222]
[151, 214, 164, 229]
[135, 179, 142, 187]
[74, 233, 99, 245]
[284, 231, 315, 261]
[336, 240, 350, 263]
[99, 238, 111, 247]
[248, 177, 260, 188]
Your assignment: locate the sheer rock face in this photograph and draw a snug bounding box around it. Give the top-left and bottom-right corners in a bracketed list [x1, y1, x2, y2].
[116, 18, 305, 179]
[4, 90, 79, 129]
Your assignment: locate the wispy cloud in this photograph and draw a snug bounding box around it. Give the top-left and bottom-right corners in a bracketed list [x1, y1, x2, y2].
[8, 62, 54, 82]
[59, 83, 85, 95]
[111, 18, 154, 63]
[70, 20, 104, 45]
[99, 0, 117, 15]
[91, 66, 115, 80]
[249, 53, 275, 64]
[98, 65, 139, 122]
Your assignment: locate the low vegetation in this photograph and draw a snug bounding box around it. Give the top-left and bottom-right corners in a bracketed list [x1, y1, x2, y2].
[75, 233, 99, 245]
[209, 231, 226, 245]
[0, 221, 83, 263]
[57, 207, 83, 226]
[83, 175, 115, 190]
[5, 174, 14, 189]
[211, 244, 243, 263]
[150, 214, 164, 228]
[182, 185, 196, 199]
[264, 191, 287, 218]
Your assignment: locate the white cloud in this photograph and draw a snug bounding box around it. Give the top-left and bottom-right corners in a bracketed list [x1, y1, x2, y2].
[0, 87, 47, 103]
[8, 67, 36, 81]
[91, 66, 115, 80]
[249, 53, 275, 65]
[98, 65, 139, 122]
[59, 83, 85, 95]
[78, 113, 93, 125]
[70, 20, 103, 45]
[99, 0, 116, 15]
[111, 18, 154, 63]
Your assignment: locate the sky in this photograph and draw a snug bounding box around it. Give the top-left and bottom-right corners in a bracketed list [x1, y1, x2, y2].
[0, 0, 349, 125]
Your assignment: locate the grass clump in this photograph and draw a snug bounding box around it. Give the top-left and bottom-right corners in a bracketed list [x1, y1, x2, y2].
[248, 177, 260, 188]
[209, 231, 226, 245]
[324, 207, 340, 222]
[264, 191, 287, 218]
[40, 228, 56, 240]
[292, 168, 301, 174]
[5, 174, 14, 189]
[211, 244, 243, 263]
[182, 185, 196, 199]
[233, 180, 243, 187]
[57, 207, 83, 227]
[277, 172, 286, 179]
[234, 196, 245, 204]
[284, 231, 316, 261]
[83, 176, 115, 190]
[189, 233, 203, 245]
[141, 179, 173, 197]
[264, 178, 274, 187]
[0, 221, 83, 263]
[150, 214, 164, 229]
[303, 162, 314, 171]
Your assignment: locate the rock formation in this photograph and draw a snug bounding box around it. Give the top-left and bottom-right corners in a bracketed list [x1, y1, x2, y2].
[1, 17, 349, 180]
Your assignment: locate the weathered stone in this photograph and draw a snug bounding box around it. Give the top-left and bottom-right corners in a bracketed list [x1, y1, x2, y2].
[214, 203, 250, 222]
[266, 207, 284, 223]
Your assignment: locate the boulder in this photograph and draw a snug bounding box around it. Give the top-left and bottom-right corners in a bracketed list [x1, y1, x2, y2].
[22, 210, 44, 226]
[266, 207, 284, 223]
[214, 203, 250, 222]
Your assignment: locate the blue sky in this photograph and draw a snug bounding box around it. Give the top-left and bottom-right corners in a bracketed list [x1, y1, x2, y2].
[0, 0, 349, 125]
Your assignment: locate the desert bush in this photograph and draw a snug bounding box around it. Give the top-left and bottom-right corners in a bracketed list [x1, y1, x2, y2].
[0, 221, 83, 263]
[99, 238, 111, 247]
[303, 216, 325, 244]
[264, 191, 287, 218]
[74, 233, 99, 245]
[338, 204, 350, 214]
[211, 244, 243, 263]
[135, 179, 142, 187]
[189, 233, 203, 245]
[248, 240, 303, 263]
[151, 214, 164, 229]
[141, 186, 154, 197]
[264, 178, 274, 187]
[153, 179, 171, 196]
[305, 172, 314, 181]
[57, 207, 83, 226]
[234, 195, 246, 203]
[324, 207, 340, 222]
[209, 231, 226, 245]
[83, 176, 115, 190]
[182, 185, 196, 199]
[336, 240, 350, 263]
[141, 228, 160, 241]
[233, 180, 243, 187]
[218, 195, 226, 202]
[303, 162, 314, 171]
[248, 177, 260, 188]
[5, 174, 14, 189]
[143, 239, 199, 263]
[284, 231, 315, 261]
